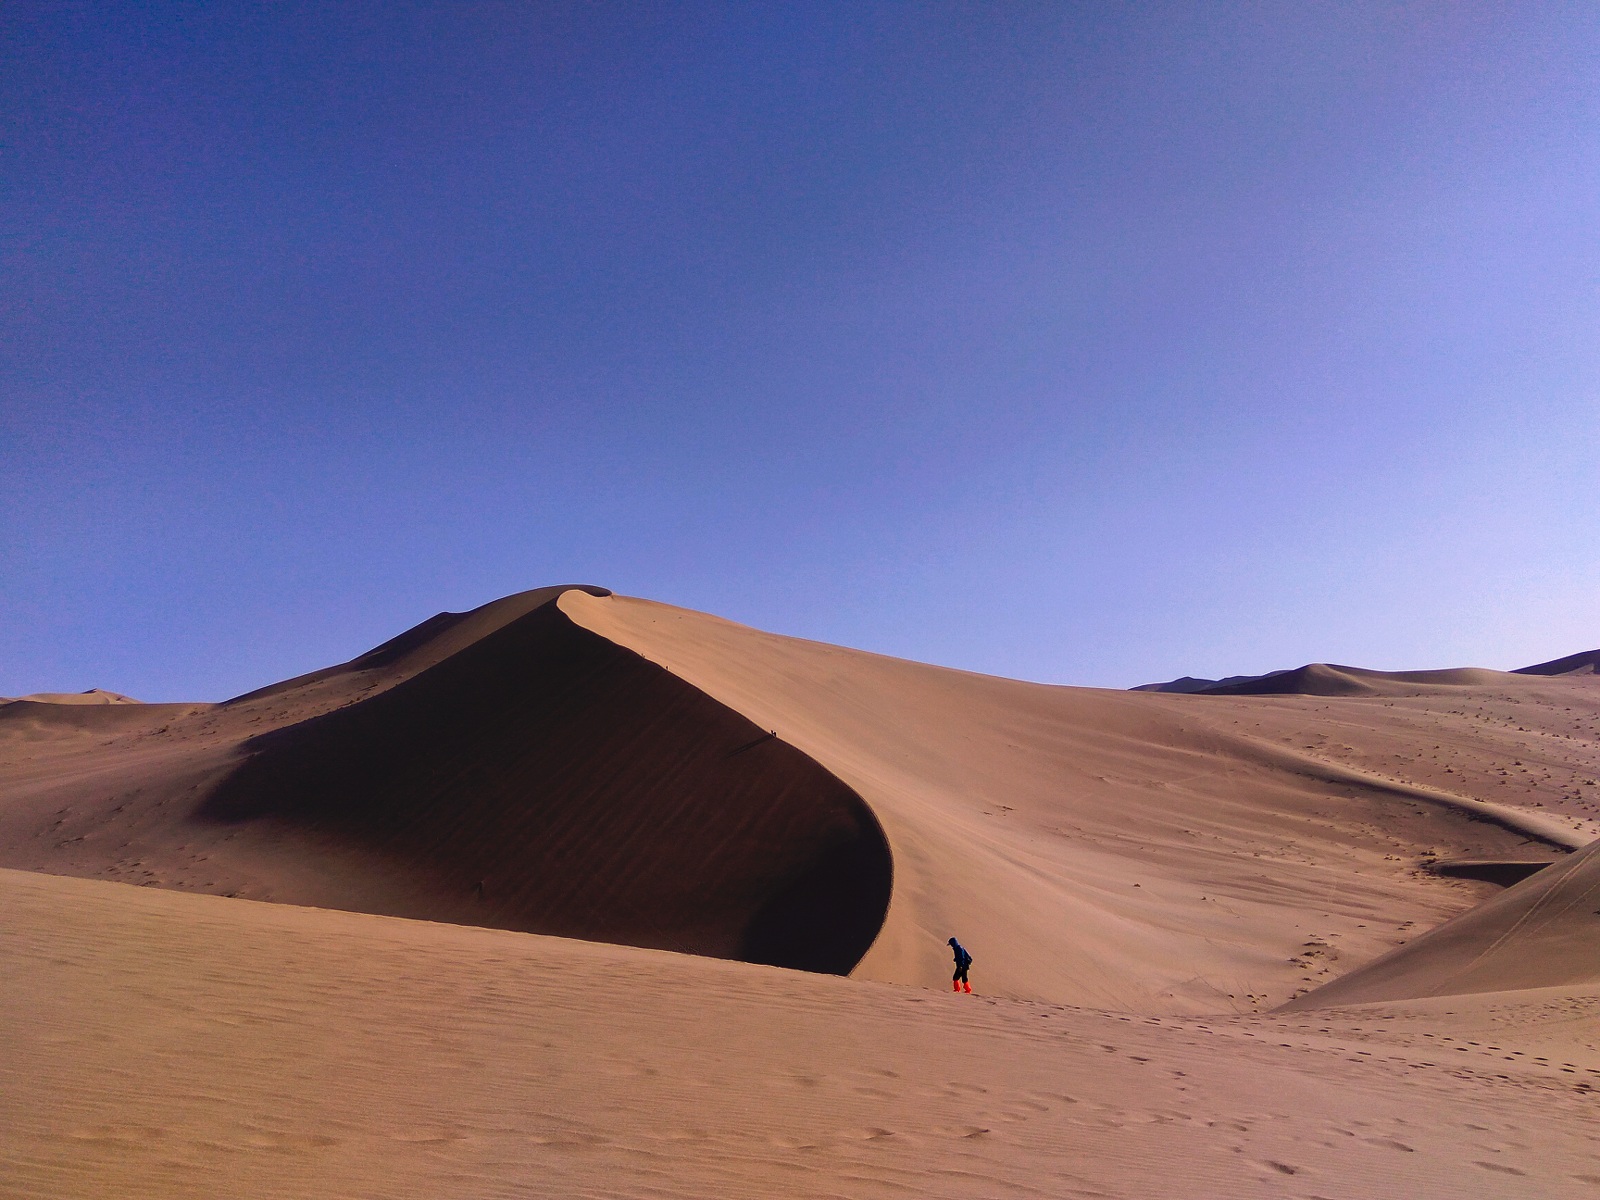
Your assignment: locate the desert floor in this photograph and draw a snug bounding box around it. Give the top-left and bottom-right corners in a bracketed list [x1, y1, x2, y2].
[7, 869, 1600, 1200]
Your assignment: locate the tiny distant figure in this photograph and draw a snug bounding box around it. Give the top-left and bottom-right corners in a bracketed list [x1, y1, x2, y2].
[948, 936, 973, 993]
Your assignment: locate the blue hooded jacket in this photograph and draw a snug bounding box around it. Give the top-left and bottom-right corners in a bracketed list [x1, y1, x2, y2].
[948, 938, 972, 969]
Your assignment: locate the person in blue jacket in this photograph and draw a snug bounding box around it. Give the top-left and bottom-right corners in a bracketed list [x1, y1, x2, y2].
[948, 936, 973, 993]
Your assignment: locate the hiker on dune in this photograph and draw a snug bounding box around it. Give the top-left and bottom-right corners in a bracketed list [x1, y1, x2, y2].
[948, 936, 973, 993]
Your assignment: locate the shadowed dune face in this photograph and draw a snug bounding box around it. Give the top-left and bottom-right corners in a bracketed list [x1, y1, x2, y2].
[1425, 856, 1558, 887]
[200, 598, 891, 975]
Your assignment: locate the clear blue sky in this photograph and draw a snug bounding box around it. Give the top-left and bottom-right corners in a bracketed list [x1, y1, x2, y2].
[4, 2, 1596, 700]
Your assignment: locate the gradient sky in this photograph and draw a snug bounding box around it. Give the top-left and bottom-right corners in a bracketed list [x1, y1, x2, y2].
[4, 2, 1597, 701]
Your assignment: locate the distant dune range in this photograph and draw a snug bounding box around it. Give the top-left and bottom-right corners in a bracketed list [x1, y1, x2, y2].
[0, 688, 143, 705]
[2, 585, 1598, 1012]
[1136, 648, 1600, 697]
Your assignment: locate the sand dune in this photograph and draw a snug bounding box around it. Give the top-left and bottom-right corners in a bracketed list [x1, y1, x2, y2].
[204, 593, 889, 972]
[1285, 834, 1600, 1009]
[561, 591, 1600, 1006]
[0, 587, 888, 973]
[1197, 662, 1516, 697]
[1517, 649, 1600, 677]
[1131, 673, 1260, 693]
[0, 688, 143, 705]
[1140, 649, 1600, 695]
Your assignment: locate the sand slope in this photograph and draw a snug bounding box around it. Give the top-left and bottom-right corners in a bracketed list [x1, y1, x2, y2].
[6, 867, 1599, 1200]
[1284, 835, 1600, 1009]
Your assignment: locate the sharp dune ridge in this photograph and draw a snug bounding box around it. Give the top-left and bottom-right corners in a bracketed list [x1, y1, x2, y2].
[5, 585, 1600, 1198]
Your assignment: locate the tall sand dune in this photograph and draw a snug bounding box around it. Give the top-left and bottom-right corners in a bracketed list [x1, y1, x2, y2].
[0, 586, 888, 974]
[202, 593, 890, 972]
